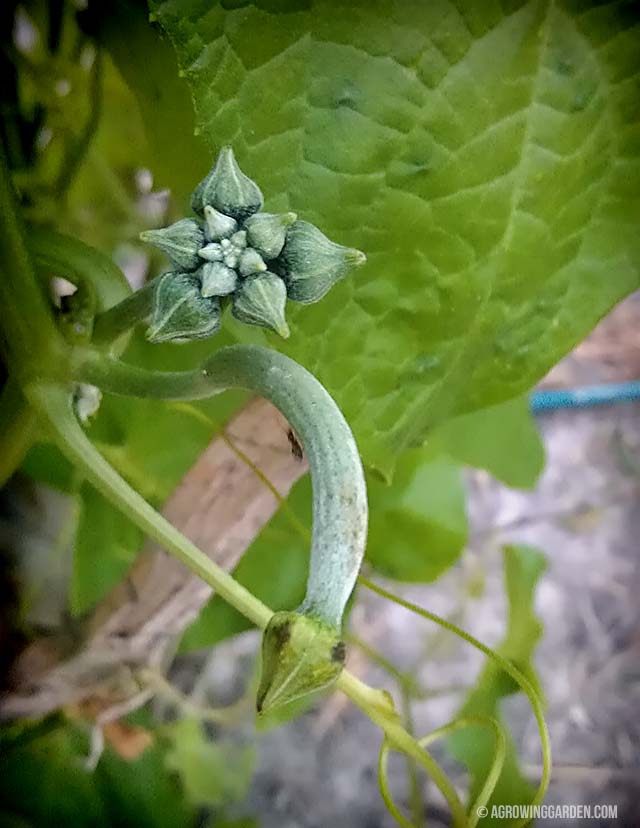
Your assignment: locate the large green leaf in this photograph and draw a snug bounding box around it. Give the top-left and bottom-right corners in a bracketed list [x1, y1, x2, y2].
[366, 451, 468, 581]
[430, 396, 545, 489]
[448, 544, 547, 822]
[151, 0, 640, 477]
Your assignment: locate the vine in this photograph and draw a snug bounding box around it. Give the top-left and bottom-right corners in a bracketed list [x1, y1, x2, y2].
[0, 138, 550, 828]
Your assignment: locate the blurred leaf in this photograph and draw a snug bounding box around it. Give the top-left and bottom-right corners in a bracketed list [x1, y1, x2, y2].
[152, 0, 640, 478]
[87, 0, 209, 209]
[71, 483, 143, 614]
[430, 396, 545, 489]
[164, 718, 255, 809]
[0, 722, 195, 828]
[366, 452, 468, 582]
[448, 544, 547, 822]
[21, 441, 77, 492]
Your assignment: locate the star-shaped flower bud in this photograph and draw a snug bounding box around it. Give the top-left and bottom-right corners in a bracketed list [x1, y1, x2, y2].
[276, 220, 366, 304]
[140, 219, 204, 271]
[199, 262, 237, 297]
[244, 211, 297, 260]
[140, 146, 366, 344]
[232, 272, 290, 339]
[191, 146, 263, 221]
[204, 205, 237, 241]
[198, 242, 224, 262]
[147, 272, 221, 343]
[238, 248, 267, 277]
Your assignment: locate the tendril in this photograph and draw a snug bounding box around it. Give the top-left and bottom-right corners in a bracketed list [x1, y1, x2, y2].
[378, 716, 506, 828]
[359, 576, 551, 828]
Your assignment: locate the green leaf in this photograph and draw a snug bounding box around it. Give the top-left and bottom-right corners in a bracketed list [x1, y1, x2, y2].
[71, 484, 143, 615]
[152, 0, 640, 477]
[164, 718, 255, 809]
[88, 0, 209, 209]
[0, 722, 195, 828]
[431, 396, 545, 489]
[21, 441, 77, 493]
[448, 544, 547, 822]
[366, 452, 468, 582]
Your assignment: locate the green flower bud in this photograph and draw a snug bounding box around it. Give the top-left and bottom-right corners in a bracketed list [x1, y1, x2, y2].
[147, 272, 221, 343]
[231, 271, 290, 339]
[277, 220, 366, 304]
[203, 205, 237, 241]
[230, 229, 247, 248]
[238, 247, 267, 277]
[191, 146, 263, 221]
[140, 219, 204, 271]
[199, 262, 238, 297]
[244, 211, 297, 260]
[198, 242, 224, 262]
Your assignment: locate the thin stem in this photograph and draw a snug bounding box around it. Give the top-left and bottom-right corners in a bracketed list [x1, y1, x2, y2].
[139, 668, 251, 726]
[418, 718, 506, 828]
[401, 685, 425, 828]
[28, 382, 272, 628]
[359, 577, 551, 825]
[167, 401, 311, 542]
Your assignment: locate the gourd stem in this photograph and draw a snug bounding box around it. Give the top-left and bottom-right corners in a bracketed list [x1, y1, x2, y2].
[71, 344, 368, 628]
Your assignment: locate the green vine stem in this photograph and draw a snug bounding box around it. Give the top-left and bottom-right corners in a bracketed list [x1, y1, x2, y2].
[29, 227, 131, 313]
[336, 671, 467, 826]
[27, 381, 272, 628]
[26, 379, 466, 827]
